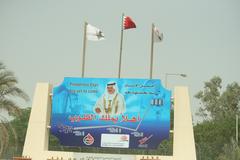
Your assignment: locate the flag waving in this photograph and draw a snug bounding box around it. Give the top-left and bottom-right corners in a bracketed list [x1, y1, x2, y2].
[153, 26, 163, 42]
[123, 16, 136, 30]
[118, 14, 137, 78]
[81, 22, 105, 77]
[149, 23, 163, 79]
[86, 24, 105, 41]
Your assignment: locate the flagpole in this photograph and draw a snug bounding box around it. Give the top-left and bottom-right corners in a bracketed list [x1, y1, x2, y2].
[81, 22, 87, 77]
[118, 13, 124, 78]
[150, 23, 154, 79]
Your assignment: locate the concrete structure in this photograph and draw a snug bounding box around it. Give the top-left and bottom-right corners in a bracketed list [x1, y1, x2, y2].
[23, 83, 196, 160]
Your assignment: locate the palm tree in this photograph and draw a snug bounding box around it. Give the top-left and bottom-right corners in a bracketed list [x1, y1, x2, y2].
[0, 62, 29, 157]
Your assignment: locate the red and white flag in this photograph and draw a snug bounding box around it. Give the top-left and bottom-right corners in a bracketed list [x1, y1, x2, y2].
[123, 16, 136, 30]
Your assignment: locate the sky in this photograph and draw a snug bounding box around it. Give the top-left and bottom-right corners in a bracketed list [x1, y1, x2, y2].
[1, 0, 240, 122]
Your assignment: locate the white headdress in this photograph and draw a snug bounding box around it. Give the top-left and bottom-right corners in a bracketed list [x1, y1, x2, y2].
[104, 81, 118, 100]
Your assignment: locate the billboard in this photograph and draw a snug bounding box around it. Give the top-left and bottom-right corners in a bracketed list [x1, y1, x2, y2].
[51, 77, 171, 149]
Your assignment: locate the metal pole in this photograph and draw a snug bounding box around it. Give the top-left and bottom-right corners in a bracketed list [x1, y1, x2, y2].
[118, 13, 124, 78]
[236, 114, 238, 143]
[150, 23, 154, 79]
[81, 22, 87, 77]
[165, 73, 187, 88]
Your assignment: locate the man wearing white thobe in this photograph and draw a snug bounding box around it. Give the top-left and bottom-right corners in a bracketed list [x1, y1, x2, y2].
[94, 82, 126, 115]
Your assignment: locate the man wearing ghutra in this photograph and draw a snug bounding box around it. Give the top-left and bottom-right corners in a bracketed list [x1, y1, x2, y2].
[94, 82, 126, 115]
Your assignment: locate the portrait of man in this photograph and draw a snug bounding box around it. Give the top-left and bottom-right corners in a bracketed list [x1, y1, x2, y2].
[94, 82, 126, 115]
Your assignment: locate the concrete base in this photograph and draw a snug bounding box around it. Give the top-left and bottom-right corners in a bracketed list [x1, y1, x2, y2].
[23, 83, 196, 160]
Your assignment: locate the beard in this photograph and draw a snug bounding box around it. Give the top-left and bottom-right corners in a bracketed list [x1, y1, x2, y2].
[104, 92, 117, 100]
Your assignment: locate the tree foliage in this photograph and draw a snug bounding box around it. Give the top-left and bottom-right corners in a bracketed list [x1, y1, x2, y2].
[195, 76, 240, 120]
[194, 76, 240, 160]
[217, 139, 240, 160]
[0, 62, 29, 157]
[194, 115, 236, 159]
[1, 108, 31, 159]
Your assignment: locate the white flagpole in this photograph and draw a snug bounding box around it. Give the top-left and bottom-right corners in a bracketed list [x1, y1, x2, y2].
[118, 13, 124, 78]
[150, 23, 154, 79]
[81, 22, 88, 77]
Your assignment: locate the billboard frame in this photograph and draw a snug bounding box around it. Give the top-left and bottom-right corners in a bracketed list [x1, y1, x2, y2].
[22, 83, 196, 160]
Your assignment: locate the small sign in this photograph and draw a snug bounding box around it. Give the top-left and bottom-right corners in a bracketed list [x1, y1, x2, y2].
[101, 134, 130, 148]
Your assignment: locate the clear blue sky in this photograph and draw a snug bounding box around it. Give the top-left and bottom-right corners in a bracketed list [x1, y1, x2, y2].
[1, 0, 240, 122]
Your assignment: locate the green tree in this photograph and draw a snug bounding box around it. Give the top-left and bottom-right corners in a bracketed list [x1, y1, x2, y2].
[194, 76, 240, 159]
[2, 108, 31, 158]
[194, 116, 236, 160]
[0, 62, 29, 157]
[195, 76, 240, 120]
[217, 139, 240, 160]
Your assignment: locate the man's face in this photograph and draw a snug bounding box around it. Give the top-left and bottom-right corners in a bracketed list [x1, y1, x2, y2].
[107, 85, 115, 94]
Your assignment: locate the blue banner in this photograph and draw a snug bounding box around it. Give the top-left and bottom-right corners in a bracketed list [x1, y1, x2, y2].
[51, 77, 171, 149]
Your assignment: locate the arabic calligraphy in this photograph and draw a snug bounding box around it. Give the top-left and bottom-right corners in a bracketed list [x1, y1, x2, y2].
[125, 91, 156, 95]
[125, 84, 155, 88]
[68, 114, 141, 124]
[69, 114, 96, 122]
